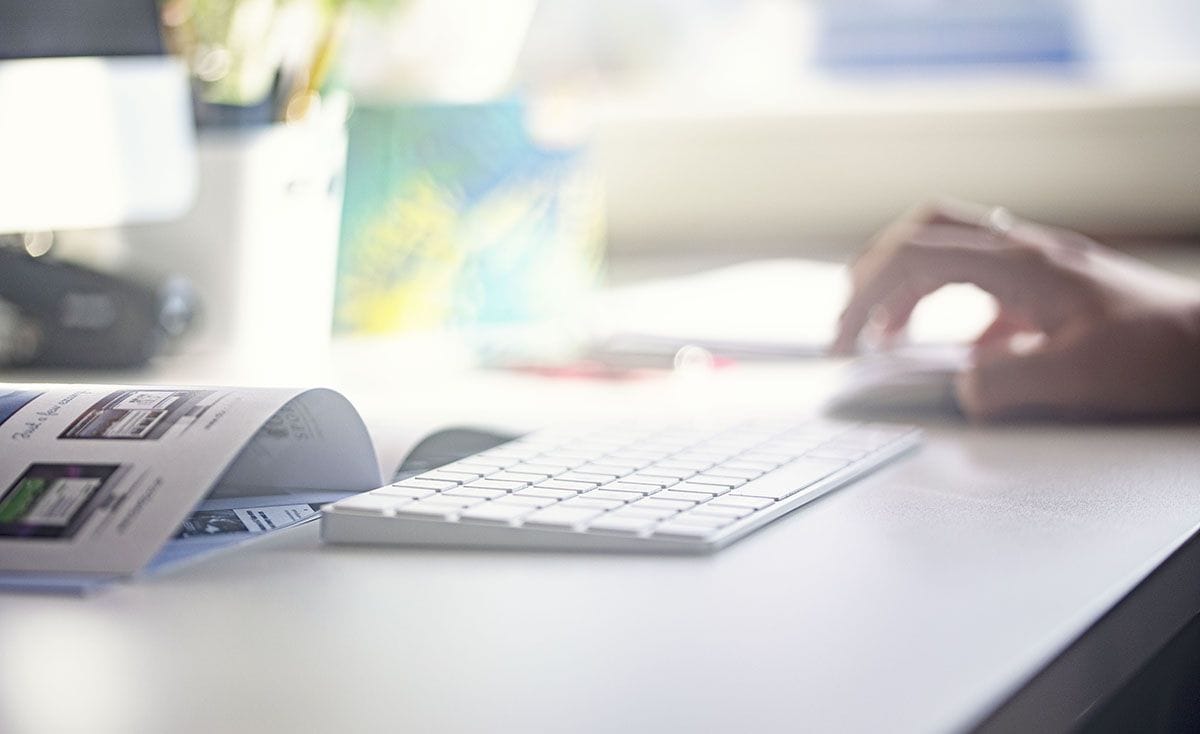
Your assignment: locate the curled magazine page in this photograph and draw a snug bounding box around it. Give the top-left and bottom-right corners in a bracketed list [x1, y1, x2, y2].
[210, 388, 381, 498]
[0, 384, 307, 576]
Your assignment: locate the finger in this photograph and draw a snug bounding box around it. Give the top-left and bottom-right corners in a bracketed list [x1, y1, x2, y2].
[844, 200, 979, 295]
[834, 207, 972, 353]
[833, 224, 1035, 354]
[848, 202, 937, 271]
[830, 287, 925, 355]
[835, 229, 934, 354]
[914, 197, 1000, 229]
[846, 216, 924, 291]
[851, 199, 1020, 278]
[877, 285, 923, 336]
[973, 311, 1034, 347]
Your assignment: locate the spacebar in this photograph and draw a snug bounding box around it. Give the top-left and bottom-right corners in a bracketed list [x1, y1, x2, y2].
[727, 458, 849, 500]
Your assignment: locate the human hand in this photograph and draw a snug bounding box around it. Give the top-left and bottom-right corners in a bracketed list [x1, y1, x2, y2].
[831, 200, 1200, 420]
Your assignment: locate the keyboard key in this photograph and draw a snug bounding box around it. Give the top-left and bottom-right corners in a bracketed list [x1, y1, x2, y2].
[728, 458, 847, 500]
[669, 512, 732, 528]
[533, 455, 588, 469]
[506, 463, 565, 477]
[551, 472, 605, 485]
[621, 474, 676, 488]
[610, 506, 677, 521]
[819, 438, 881, 453]
[443, 487, 506, 499]
[720, 460, 778, 473]
[687, 474, 747, 488]
[421, 494, 486, 509]
[515, 487, 577, 500]
[540, 447, 606, 462]
[394, 502, 460, 520]
[395, 478, 459, 491]
[492, 495, 556, 508]
[653, 459, 713, 471]
[466, 479, 529, 492]
[586, 515, 657, 536]
[647, 491, 702, 505]
[637, 466, 696, 480]
[466, 454, 520, 469]
[599, 481, 661, 496]
[653, 522, 720, 540]
[738, 452, 790, 467]
[574, 463, 632, 478]
[701, 466, 763, 480]
[439, 461, 500, 475]
[535, 479, 601, 493]
[758, 440, 820, 456]
[607, 449, 672, 462]
[691, 503, 752, 519]
[579, 489, 639, 503]
[697, 438, 760, 453]
[707, 495, 773, 510]
[665, 482, 720, 497]
[487, 471, 547, 484]
[595, 456, 653, 470]
[523, 506, 606, 530]
[416, 469, 478, 483]
[374, 486, 436, 499]
[632, 497, 694, 511]
[334, 494, 407, 514]
[560, 497, 624, 511]
[459, 502, 533, 525]
[674, 451, 733, 464]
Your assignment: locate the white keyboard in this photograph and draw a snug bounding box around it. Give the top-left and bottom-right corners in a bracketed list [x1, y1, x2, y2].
[322, 417, 920, 553]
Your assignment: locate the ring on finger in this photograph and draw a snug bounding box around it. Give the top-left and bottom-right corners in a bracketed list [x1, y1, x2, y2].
[982, 206, 1015, 240]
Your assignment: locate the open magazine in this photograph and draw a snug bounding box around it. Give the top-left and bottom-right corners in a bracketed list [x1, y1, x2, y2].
[0, 384, 382, 593]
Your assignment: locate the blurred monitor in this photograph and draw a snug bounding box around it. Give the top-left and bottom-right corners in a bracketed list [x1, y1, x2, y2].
[0, 0, 196, 234]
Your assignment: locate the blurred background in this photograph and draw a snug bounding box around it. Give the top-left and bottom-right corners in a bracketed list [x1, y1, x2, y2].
[1, 0, 1198, 369]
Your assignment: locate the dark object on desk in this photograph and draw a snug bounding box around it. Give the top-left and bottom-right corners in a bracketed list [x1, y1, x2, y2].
[0, 0, 163, 60]
[0, 247, 194, 368]
[393, 427, 521, 482]
[194, 95, 277, 129]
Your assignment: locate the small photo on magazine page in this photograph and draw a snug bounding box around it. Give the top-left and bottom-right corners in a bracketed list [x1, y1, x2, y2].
[0, 390, 43, 427]
[59, 389, 219, 440]
[0, 463, 123, 539]
[174, 503, 326, 539]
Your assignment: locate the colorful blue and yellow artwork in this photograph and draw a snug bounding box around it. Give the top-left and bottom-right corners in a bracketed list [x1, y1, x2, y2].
[335, 99, 604, 334]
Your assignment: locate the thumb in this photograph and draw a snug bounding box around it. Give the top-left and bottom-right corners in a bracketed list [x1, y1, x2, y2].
[954, 342, 1087, 420]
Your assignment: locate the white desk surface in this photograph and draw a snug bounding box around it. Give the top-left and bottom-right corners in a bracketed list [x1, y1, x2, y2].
[3, 253, 1200, 734]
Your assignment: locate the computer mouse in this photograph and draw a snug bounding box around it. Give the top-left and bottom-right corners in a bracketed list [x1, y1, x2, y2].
[825, 345, 970, 417]
[392, 427, 524, 482]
